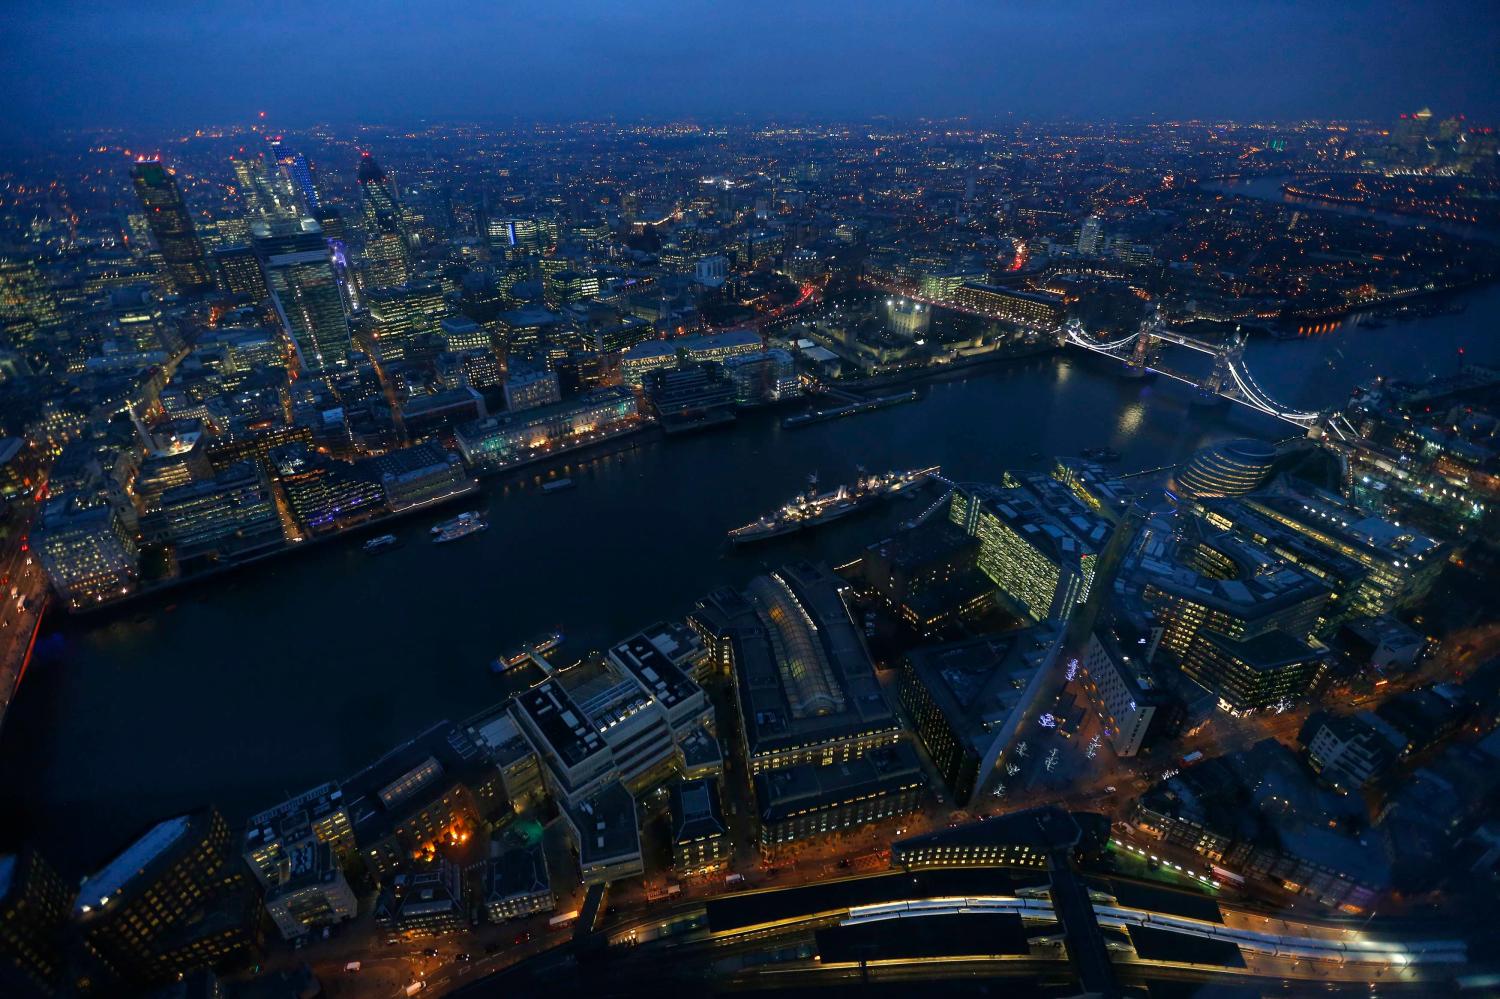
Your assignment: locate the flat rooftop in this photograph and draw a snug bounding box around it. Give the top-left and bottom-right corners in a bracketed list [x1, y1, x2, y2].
[755, 743, 924, 824]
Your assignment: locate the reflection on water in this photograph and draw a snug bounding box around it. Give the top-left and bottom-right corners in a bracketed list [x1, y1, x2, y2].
[3, 290, 1497, 868]
[0, 358, 1256, 867]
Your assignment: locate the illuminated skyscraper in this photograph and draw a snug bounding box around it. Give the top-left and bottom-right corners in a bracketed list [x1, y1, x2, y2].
[0, 256, 62, 346]
[130, 160, 213, 294]
[357, 153, 410, 289]
[1076, 214, 1105, 256]
[253, 219, 353, 371]
[269, 136, 320, 212]
[365, 281, 444, 362]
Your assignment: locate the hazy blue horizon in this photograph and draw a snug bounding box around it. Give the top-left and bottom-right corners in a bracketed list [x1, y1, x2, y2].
[7, 1, 1500, 142]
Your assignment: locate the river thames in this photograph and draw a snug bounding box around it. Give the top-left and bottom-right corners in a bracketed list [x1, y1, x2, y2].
[3, 277, 1498, 872]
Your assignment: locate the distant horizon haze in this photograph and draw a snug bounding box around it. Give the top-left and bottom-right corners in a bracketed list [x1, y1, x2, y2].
[5, 1, 1499, 142]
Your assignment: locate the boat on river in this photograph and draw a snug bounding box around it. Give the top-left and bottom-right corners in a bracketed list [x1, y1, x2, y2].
[727, 466, 940, 545]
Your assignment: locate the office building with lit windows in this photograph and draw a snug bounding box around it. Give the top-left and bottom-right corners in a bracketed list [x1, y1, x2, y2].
[356, 154, 411, 289]
[854, 521, 992, 638]
[1169, 439, 1277, 500]
[254, 218, 352, 371]
[455, 387, 640, 471]
[691, 563, 903, 775]
[365, 281, 444, 361]
[722, 348, 802, 405]
[483, 839, 553, 922]
[212, 244, 269, 300]
[1134, 534, 1332, 712]
[755, 743, 925, 849]
[897, 627, 1060, 806]
[1181, 496, 1372, 637]
[35, 494, 140, 609]
[373, 860, 468, 939]
[241, 782, 356, 889]
[145, 460, 284, 563]
[949, 475, 1109, 623]
[342, 721, 504, 879]
[509, 626, 713, 808]
[1076, 617, 1179, 757]
[74, 809, 261, 989]
[503, 365, 563, 412]
[670, 778, 728, 874]
[130, 160, 213, 294]
[1238, 489, 1449, 616]
[0, 848, 73, 996]
[951, 283, 1065, 326]
[262, 842, 356, 941]
[440, 315, 492, 354]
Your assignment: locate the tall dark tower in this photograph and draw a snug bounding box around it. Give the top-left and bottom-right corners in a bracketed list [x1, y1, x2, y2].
[356, 152, 410, 289]
[130, 159, 213, 294]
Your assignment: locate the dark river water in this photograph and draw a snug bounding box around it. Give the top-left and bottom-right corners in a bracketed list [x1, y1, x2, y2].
[4, 279, 1498, 875]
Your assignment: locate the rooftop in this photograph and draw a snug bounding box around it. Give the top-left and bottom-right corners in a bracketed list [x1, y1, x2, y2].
[670, 778, 726, 845]
[755, 743, 925, 824]
[903, 628, 1059, 756]
[707, 563, 898, 759]
[565, 780, 640, 867]
[486, 840, 551, 902]
[77, 814, 192, 915]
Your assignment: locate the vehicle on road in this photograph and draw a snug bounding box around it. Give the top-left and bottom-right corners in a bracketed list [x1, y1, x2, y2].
[344, 961, 361, 973]
[514, 930, 532, 946]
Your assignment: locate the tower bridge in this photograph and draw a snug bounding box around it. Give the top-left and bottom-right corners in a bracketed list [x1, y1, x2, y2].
[1062, 309, 1358, 438]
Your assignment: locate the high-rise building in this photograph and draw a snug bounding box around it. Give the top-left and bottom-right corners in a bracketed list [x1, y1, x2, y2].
[74, 808, 261, 989]
[357, 153, 411, 289]
[949, 475, 1110, 624]
[1076, 214, 1105, 256]
[0, 848, 73, 996]
[0, 256, 63, 344]
[212, 244, 268, 301]
[365, 282, 444, 362]
[130, 160, 213, 294]
[269, 136, 320, 212]
[253, 218, 353, 371]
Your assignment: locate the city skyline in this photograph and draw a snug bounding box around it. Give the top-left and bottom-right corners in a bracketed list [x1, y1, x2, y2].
[2, 7, 1500, 996]
[6, 1, 1500, 145]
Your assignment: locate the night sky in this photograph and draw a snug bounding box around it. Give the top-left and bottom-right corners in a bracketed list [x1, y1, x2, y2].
[6, 1, 1500, 138]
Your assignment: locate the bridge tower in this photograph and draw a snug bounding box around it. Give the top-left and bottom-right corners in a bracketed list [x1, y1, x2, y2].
[1193, 326, 1241, 407]
[1122, 306, 1159, 379]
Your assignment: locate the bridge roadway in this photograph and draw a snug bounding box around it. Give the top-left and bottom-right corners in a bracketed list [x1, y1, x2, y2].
[1062, 319, 1331, 428]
